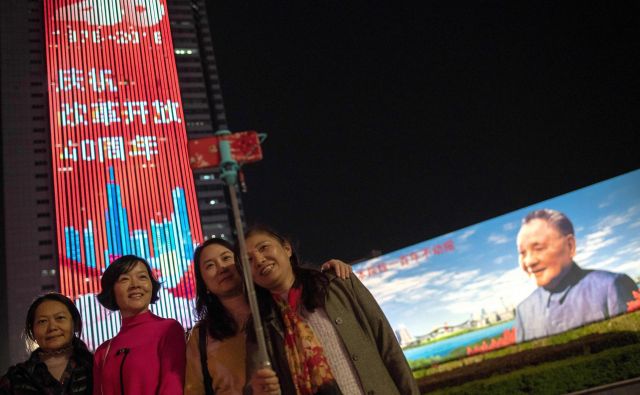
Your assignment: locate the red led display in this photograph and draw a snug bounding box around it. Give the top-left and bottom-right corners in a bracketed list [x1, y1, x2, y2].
[44, 0, 203, 348]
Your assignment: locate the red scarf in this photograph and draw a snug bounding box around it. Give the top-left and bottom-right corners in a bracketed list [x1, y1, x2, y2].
[273, 287, 336, 395]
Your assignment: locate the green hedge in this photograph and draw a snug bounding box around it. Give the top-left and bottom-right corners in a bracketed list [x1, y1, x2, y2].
[426, 342, 640, 395]
[415, 311, 640, 380]
[417, 331, 640, 392]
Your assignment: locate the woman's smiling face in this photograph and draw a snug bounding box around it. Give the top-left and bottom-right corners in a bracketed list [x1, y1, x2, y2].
[198, 242, 243, 298]
[113, 261, 153, 317]
[32, 300, 74, 351]
[246, 231, 295, 294]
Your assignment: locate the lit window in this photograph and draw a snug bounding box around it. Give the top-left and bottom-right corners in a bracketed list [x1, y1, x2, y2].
[174, 48, 197, 55]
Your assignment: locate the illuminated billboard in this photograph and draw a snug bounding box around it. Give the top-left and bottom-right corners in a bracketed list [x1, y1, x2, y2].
[353, 169, 640, 366]
[44, 0, 203, 348]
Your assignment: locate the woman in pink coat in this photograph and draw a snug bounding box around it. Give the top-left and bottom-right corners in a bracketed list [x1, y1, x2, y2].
[93, 255, 186, 395]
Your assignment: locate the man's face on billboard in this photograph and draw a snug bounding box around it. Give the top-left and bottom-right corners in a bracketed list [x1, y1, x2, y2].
[517, 218, 576, 288]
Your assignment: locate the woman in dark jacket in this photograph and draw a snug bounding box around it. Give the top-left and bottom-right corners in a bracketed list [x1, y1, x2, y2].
[0, 292, 92, 395]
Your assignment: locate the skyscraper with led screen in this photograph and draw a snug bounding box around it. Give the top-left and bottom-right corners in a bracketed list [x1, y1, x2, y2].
[0, 0, 238, 368]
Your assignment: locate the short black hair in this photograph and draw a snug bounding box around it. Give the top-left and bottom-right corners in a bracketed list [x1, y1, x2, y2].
[97, 255, 161, 311]
[24, 292, 93, 364]
[25, 292, 83, 345]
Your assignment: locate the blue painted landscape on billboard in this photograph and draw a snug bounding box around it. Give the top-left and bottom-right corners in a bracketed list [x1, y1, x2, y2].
[353, 169, 640, 363]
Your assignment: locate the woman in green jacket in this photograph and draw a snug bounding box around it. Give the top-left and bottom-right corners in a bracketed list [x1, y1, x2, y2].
[243, 225, 419, 395]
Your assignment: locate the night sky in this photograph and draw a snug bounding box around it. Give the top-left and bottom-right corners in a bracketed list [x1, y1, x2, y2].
[207, 2, 640, 263]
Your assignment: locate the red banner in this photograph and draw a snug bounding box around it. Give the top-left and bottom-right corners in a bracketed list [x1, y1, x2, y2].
[188, 131, 263, 169]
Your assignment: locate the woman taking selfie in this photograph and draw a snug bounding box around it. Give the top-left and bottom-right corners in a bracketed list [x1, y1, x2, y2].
[243, 225, 419, 395]
[185, 238, 351, 395]
[0, 292, 93, 394]
[93, 255, 186, 395]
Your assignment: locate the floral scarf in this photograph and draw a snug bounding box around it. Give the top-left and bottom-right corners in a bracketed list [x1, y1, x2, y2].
[273, 287, 338, 395]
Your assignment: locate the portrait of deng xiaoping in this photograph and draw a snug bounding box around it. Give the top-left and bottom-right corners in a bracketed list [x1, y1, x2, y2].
[353, 169, 640, 366]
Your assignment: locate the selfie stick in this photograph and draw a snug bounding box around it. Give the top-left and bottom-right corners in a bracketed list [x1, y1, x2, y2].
[215, 130, 271, 369]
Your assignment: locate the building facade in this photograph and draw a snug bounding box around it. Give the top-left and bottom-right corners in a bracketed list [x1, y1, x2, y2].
[0, 0, 239, 369]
